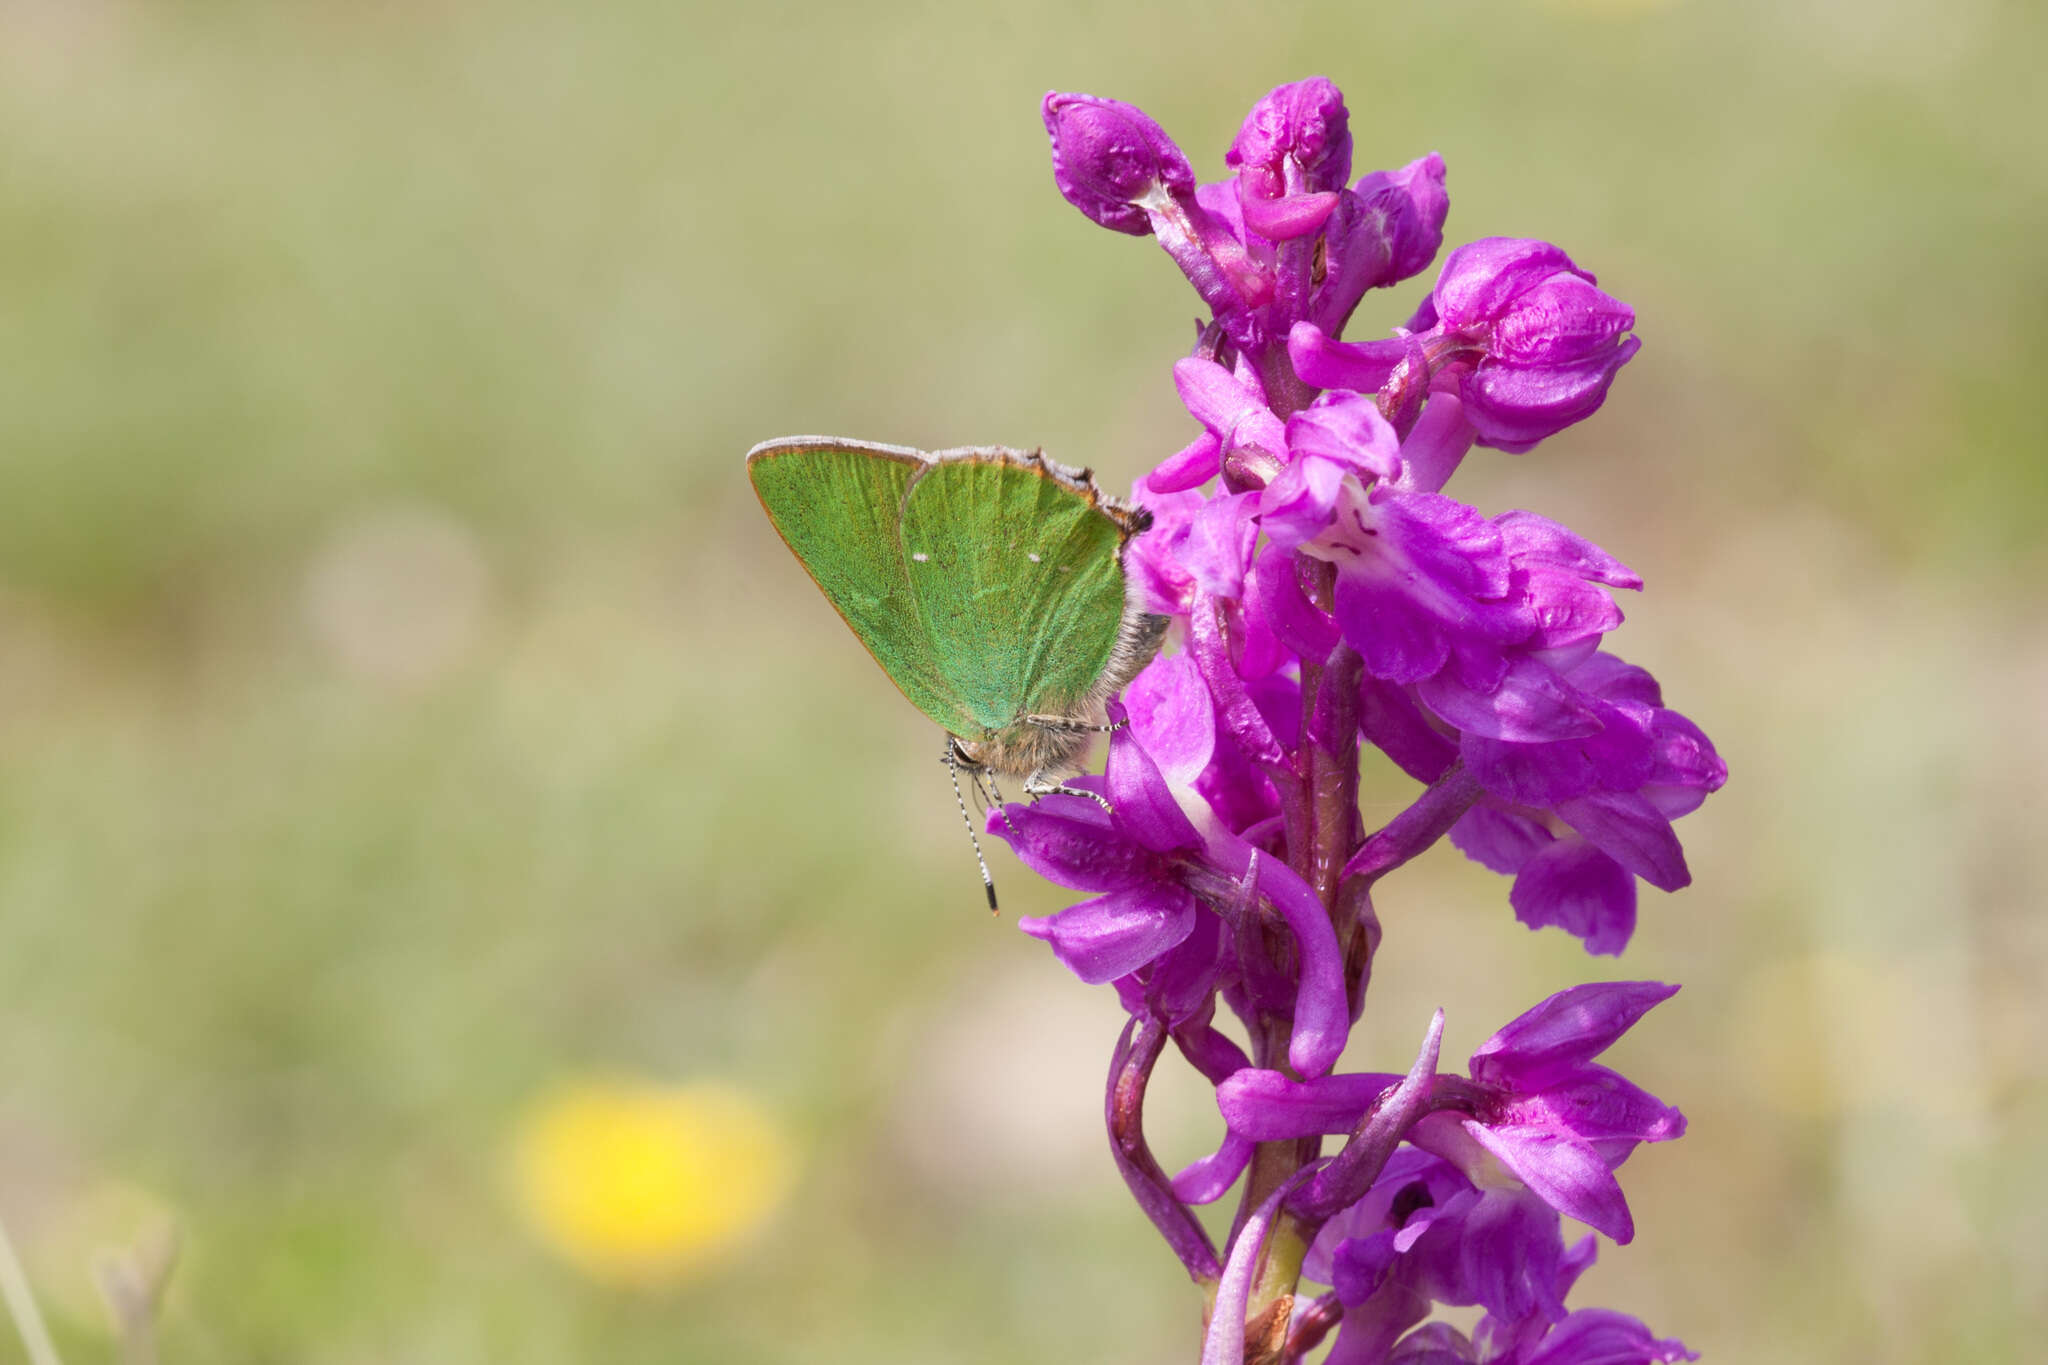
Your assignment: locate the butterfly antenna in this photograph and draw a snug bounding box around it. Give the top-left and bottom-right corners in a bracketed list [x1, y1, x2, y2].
[944, 745, 1000, 914]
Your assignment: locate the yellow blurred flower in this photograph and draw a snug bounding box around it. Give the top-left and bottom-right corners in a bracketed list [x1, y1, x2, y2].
[508, 1078, 795, 1287]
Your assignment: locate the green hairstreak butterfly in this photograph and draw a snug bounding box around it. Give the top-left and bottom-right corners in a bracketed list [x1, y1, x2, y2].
[746, 437, 1168, 906]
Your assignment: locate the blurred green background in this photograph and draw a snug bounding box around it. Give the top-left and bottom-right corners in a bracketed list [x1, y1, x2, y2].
[1, 0, 2044, 1361]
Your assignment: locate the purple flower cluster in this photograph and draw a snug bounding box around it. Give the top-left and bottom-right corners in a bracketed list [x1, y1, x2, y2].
[1010, 79, 1726, 1364]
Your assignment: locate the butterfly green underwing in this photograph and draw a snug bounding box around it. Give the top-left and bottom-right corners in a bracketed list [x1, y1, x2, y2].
[747, 437, 1169, 903]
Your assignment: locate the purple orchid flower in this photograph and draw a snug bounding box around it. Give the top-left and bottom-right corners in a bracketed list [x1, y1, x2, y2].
[1451, 652, 1728, 954]
[975, 76, 1718, 1361]
[1209, 983, 1684, 1242]
[1288, 235, 1638, 457]
[1253, 401, 1639, 746]
[1311, 1207, 1695, 1365]
[1304, 1148, 1581, 1339]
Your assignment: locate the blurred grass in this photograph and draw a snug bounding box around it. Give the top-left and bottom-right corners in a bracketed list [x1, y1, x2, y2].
[0, 0, 2044, 1361]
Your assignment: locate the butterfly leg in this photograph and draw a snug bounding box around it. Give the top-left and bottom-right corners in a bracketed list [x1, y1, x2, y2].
[1021, 713, 1125, 734]
[980, 772, 1022, 840]
[1023, 767, 1114, 814]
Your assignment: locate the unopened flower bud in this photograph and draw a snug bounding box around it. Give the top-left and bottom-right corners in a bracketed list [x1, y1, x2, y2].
[1043, 91, 1196, 235]
[1226, 77, 1351, 241]
[1431, 238, 1640, 451]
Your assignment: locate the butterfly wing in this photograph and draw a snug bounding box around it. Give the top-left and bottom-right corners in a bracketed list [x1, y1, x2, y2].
[747, 438, 981, 736]
[897, 449, 1131, 735]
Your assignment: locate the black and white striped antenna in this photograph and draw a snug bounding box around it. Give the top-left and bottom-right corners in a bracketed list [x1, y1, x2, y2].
[943, 744, 1000, 913]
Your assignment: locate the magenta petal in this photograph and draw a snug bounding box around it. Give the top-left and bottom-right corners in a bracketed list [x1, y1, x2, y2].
[1151, 916, 1231, 1029]
[1201, 832, 1351, 1077]
[1171, 1130, 1257, 1204]
[1464, 337, 1641, 451]
[1125, 652, 1215, 786]
[1394, 392, 1475, 493]
[1555, 790, 1689, 891]
[1517, 568, 1625, 651]
[1216, 1069, 1402, 1140]
[1646, 708, 1726, 794]
[1571, 651, 1661, 706]
[1172, 1012, 1251, 1083]
[1510, 838, 1639, 956]
[992, 798, 1161, 891]
[1290, 322, 1410, 393]
[1178, 491, 1256, 599]
[1173, 354, 1253, 430]
[1247, 545, 1339, 662]
[1417, 655, 1602, 743]
[1241, 189, 1340, 240]
[1326, 489, 1511, 683]
[1189, 597, 1286, 766]
[1471, 981, 1680, 1089]
[1234, 566, 1287, 681]
[1380, 490, 1510, 595]
[1104, 705, 1203, 852]
[1148, 430, 1223, 493]
[1374, 152, 1449, 280]
[1310, 153, 1449, 334]
[1359, 676, 1459, 783]
[1019, 884, 1197, 985]
[1197, 707, 1285, 835]
[1462, 698, 1655, 806]
[1458, 1187, 1568, 1326]
[1126, 482, 1205, 617]
[1494, 273, 1633, 367]
[1450, 805, 1552, 876]
[1256, 852, 1351, 1078]
[1385, 1325, 1474, 1365]
[1174, 355, 1285, 454]
[1525, 1310, 1699, 1365]
[1287, 391, 1402, 480]
[1462, 1120, 1634, 1242]
[1433, 238, 1582, 329]
[1497, 510, 1641, 589]
[1334, 570, 1452, 683]
[1260, 451, 1352, 552]
[1505, 1066, 1687, 1146]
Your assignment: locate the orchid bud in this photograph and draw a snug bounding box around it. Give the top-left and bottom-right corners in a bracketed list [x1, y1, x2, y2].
[1045, 90, 1274, 337]
[1226, 77, 1351, 241]
[1431, 237, 1641, 451]
[1313, 153, 1449, 331]
[1042, 91, 1196, 235]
